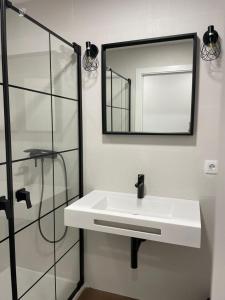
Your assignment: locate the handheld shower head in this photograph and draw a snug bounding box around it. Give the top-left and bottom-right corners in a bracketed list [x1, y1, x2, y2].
[24, 148, 58, 159]
[24, 148, 69, 244]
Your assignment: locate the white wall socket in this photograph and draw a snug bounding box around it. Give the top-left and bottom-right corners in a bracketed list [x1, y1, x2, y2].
[204, 160, 218, 175]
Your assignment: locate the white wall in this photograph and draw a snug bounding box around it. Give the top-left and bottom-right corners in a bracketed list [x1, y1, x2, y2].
[211, 19, 225, 300]
[15, 0, 225, 299]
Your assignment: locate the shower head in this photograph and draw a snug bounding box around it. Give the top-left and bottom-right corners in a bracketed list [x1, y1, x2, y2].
[24, 149, 58, 159]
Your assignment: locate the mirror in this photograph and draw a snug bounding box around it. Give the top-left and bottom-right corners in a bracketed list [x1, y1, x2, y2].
[102, 33, 197, 135]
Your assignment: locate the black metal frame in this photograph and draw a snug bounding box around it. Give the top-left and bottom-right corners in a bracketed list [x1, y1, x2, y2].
[131, 238, 145, 269]
[1, 0, 18, 299]
[0, 0, 84, 299]
[102, 33, 198, 136]
[106, 67, 131, 132]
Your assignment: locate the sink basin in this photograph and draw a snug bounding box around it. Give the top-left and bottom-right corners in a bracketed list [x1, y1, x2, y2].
[92, 194, 173, 218]
[64, 190, 201, 248]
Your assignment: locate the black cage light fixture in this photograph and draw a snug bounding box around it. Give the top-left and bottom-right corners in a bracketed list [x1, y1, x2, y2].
[82, 41, 99, 71]
[200, 25, 221, 61]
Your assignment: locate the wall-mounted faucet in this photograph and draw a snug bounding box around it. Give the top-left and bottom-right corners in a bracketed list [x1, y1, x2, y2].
[135, 174, 145, 199]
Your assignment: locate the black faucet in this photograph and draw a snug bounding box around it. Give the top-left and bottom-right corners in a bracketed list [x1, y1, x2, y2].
[135, 174, 145, 199]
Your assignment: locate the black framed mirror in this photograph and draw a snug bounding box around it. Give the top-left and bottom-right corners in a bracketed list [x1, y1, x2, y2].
[102, 33, 197, 135]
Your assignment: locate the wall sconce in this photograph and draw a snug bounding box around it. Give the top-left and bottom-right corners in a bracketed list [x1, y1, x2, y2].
[82, 41, 99, 71]
[200, 25, 221, 61]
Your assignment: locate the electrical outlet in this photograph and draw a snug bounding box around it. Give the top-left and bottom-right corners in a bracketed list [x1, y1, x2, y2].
[204, 160, 218, 175]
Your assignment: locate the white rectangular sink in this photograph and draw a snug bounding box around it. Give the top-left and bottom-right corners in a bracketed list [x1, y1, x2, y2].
[65, 190, 201, 248]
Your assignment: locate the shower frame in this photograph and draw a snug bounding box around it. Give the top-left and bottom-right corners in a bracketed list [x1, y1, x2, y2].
[0, 0, 84, 299]
[107, 67, 131, 132]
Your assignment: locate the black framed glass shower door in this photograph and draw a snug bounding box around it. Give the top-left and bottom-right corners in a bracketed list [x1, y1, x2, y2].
[0, 60, 13, 299]
[0, 1, 83, 299]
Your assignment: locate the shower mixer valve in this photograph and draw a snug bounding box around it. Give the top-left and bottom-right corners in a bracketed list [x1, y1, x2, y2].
[24, 149, 58, 167]
[24, 148, 58, 159]
[0, 196, 10, 219]
[16, 188, 32, 209]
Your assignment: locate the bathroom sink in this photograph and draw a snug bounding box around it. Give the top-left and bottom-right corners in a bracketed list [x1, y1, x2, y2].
[92, 194, 173, 218]
[65, 190, 201, 248]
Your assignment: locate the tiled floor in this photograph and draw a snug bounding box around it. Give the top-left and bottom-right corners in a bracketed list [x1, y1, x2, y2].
[78, 288, 137, 300]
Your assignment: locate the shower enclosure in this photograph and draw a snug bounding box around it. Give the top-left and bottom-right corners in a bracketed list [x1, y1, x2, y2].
[106, 67, 131, 132]
[0, 0, 83, 299]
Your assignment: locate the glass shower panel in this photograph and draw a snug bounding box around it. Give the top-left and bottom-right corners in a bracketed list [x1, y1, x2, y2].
[15, 213, 54, 298]
[52, 97, 79, 151]
[50, 36, 78, 99]
[50, 33, 80, 299]
[121, 110, 126, 132]
[121, 80, 129, 109]
[0, 14, 11, 295]
[55, 199, 79, 261]
[54, 150, 79, 208]
[0, 39, 2, 84]
[21, 267, 55, 300]
[0, 167, 12, 300]
[56, 244, 80, 300]
[0, 240, 12, 300]
[125, 110, 130, 131]
[0, 166, 9, 242]
[12, 158, 54, 233]
[112, 107, 122, 131]
[2, 3, 82, 299]
[7, 9, 50, 93]
[112, 76, 122, 108]
[106, 70, 111, 106]
[108, 74, 131, 132]
[9, 88, 52, 161]
[0, 86, 6, 163]
[106, 106, 111, 132]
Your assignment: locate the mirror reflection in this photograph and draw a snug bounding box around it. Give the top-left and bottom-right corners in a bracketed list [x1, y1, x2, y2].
[102, 34, 197, 135]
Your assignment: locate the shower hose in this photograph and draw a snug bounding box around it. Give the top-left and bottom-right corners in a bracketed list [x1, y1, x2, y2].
[38, 153, 68, 243]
